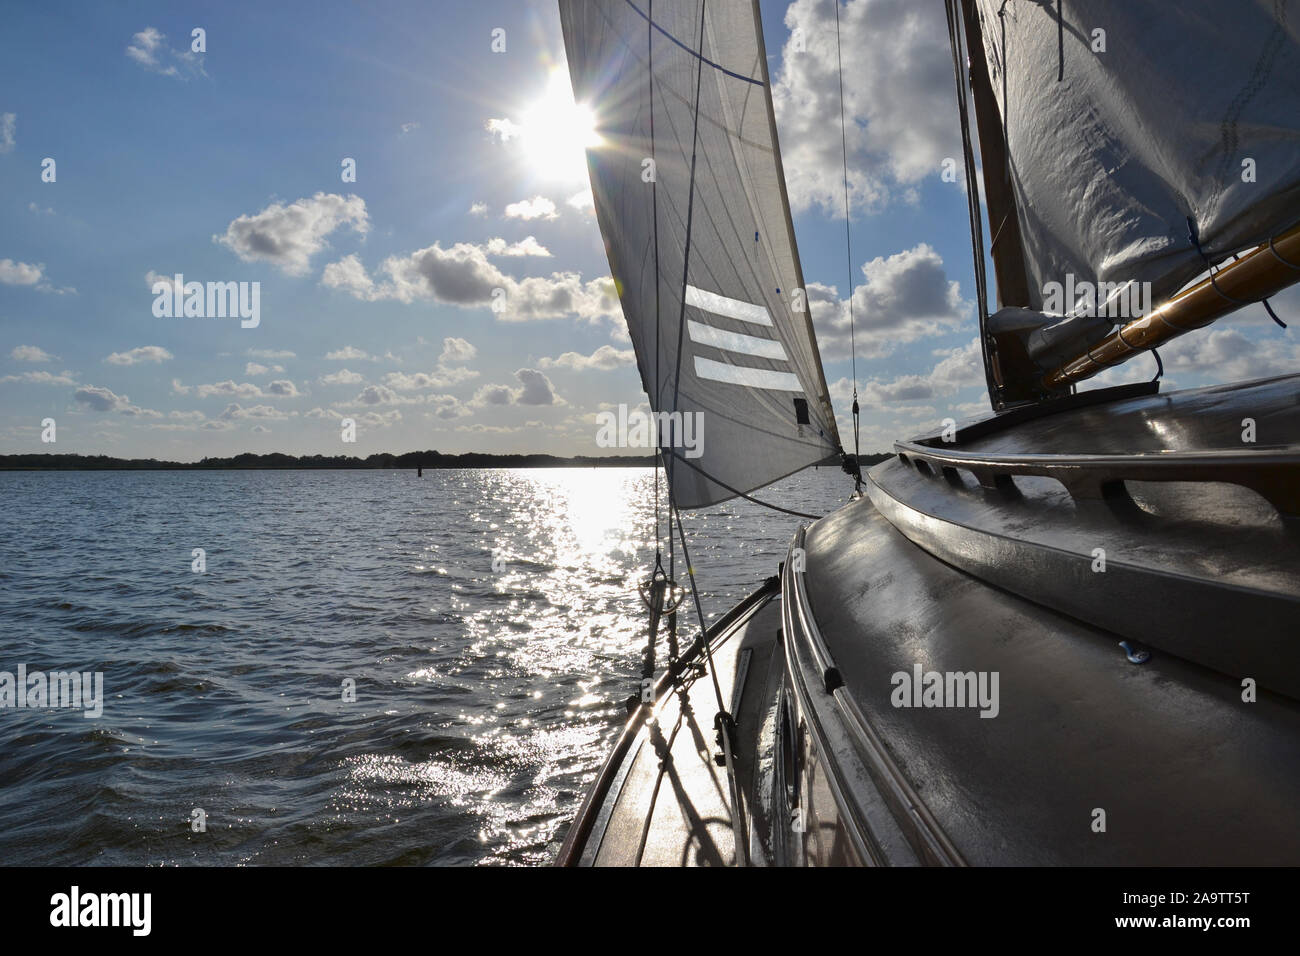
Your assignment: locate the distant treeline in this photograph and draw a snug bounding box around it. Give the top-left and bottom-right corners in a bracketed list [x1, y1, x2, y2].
[0, 451, 656, 470]
[0, 450, 892, 471]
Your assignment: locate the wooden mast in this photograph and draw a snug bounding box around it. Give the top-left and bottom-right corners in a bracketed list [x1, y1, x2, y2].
[957, 0, 1040, 408]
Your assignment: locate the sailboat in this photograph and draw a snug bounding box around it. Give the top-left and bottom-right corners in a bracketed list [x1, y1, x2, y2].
[553, 0, 1300, 866]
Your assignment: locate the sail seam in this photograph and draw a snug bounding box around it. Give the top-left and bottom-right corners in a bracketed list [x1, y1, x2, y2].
[620, 0, 763, 87]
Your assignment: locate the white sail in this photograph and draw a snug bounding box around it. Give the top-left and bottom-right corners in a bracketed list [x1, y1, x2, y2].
[559, 0, 842, 508]
[972, 0, 1300, 316]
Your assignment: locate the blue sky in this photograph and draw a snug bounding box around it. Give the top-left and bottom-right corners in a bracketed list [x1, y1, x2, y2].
[2, 0, 1295, 461]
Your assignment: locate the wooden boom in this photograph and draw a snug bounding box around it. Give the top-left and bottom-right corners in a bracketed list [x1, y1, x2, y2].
[1042, 221, 1300, 390]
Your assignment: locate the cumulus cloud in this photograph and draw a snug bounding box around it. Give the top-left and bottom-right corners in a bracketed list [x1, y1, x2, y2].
[427, 394, 471, 420]
[540, 344, 635, 371]
[219, 403, 295, 421]
[0, 369, 77, 385]
[484, 236, 551, 257]
[11, 345, 54, 362]
[438, 337, 477, 364]
[566, 188, 595, 214]
[104, 345, 173, 366]
[772, 0, 959, 216]
[0, 259, 42, 286]
[469, 202, 488, 217]
[320, 368, 365, 385]
[352, 384, 402, 406]
[504, 196, 558, 221]
[215, 192, 368, 275]
[322, 241, 619, 323]
[172, 379, 265, 399]
[1161, 328, 1300, 384]
[244, 361, 284, 375]
[810, 244, 968, 360]
[0, 113, 14, 154]
[126, 27, 205, 80]
[73, 385, 160, 417]
[383, 367, 477, 390]
[831, 338, 984, 415]
[325, 345, 371, 361]
[265, 379, 299, 397]
[472, 368, 561, 407]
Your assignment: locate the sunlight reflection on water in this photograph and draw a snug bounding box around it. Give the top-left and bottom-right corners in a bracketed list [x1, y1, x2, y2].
[0, 466, 852, 865]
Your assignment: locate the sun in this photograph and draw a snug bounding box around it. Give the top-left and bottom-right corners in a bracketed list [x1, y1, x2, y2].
[516, 67, 602, 181]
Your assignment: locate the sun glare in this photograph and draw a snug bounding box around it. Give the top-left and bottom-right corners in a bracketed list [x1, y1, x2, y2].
[516, 67, 602, 181]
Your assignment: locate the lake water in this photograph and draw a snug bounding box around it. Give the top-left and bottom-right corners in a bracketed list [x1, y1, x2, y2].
[0, 466, 851, 865]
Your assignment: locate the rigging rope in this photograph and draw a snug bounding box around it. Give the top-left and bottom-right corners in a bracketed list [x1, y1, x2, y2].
[637, 0, 747, 866]
[1188, 216, 1288, 329]
[664, 450, 826, 519]
[832, 0, 862, 494]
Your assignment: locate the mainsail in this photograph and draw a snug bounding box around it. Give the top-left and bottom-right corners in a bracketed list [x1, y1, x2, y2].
[969, 0, 1300, 326]
[559, 0, 842, 508]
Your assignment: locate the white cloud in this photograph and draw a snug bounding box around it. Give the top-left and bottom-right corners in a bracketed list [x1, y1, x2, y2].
[469, 202, 488, 217]
[772, 0, 958, 216]
[830, 338, 984, 416]
[322, 241, 619, 323]
[810, 243, 968, 360]
[0, 113, 14, 154]
[472, 368, 562, 407]
[0, 259, 42, 286]
[0, 369, 77, 385]
[244, 361, 284, 375]
[352, 384, 400, 406]
[172, 379, 265, 399]
[215, 192, 369, 275]
[383, 367, 478, 390]
[438, 337, 477, 364]
[126, 27, 205, 80]
[320, 254, 374, 298]
[320, 368, 364, 385]
[566, 188, 595, 214]
[73, 385, 160, 417]
[504, 196, 558, 221]
[484, 236, 551, 257]
[400, 121, 420, 134]
[220, 402, 295, 421]
[485, 118, 521, 142]
[266, 379, 299, 397]
[540, 344, 635, 371]
[105, 345, 173, 366]
[1161, 327, 1300, 384]
[325, 346, 371, 361]
[248, 348, 296, 359]
[11, 345, 54, 362]
[427, 394, 471, 420]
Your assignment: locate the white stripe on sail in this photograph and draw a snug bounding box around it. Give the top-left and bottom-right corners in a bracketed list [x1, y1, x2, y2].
[687, 320, 788, 360]
[694, 357, 803, 392]
[685, 284, 772, 327]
